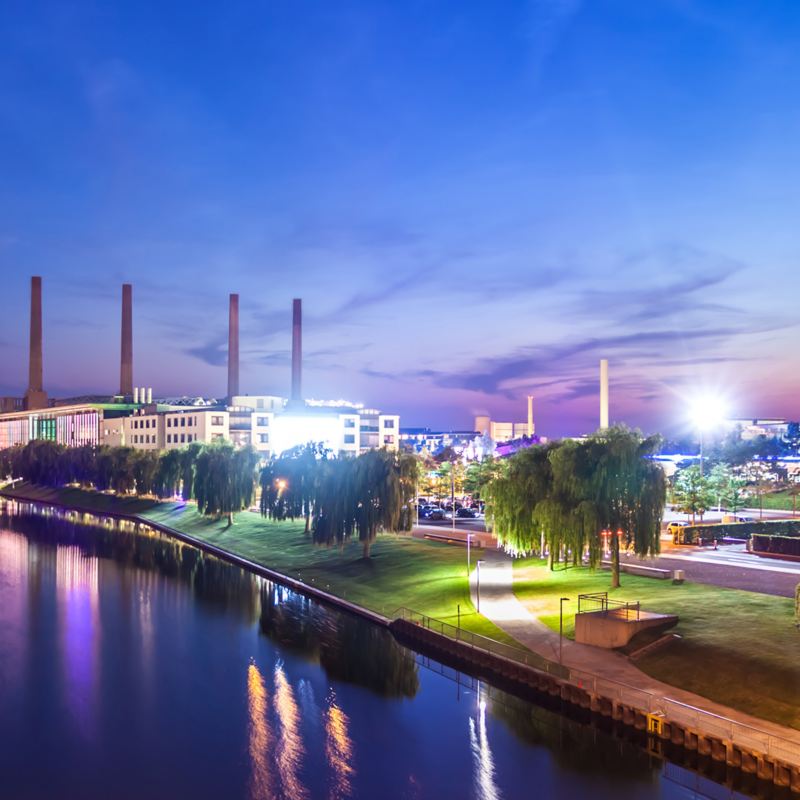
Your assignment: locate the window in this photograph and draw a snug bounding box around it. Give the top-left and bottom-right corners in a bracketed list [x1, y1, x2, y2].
[384, 435, 395, 445]
[383, 419, 395, 429]
[167, 434, 172, 443]
[167, 418, 172, 428]
[257, 399, 264, 409]
[180, 433, 186, 443]
[258, 433, 269, 444]
[344, 434, 355, 444]
[211, 416, 224, 425]
[257, 417, 269, 427]
[180, 417, 186, 427]
[344, 418, 356, 428]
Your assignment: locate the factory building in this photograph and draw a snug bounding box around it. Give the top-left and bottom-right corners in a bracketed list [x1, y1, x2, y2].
[0, 278, 400, 459]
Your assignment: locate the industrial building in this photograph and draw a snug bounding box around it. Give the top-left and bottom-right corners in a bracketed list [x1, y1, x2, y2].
[0, 278, 400, 459]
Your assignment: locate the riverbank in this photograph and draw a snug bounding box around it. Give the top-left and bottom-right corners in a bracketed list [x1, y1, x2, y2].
[0, 483, 516, 645]
[513, 557, 800, 730]
[6, 486, 800, 789]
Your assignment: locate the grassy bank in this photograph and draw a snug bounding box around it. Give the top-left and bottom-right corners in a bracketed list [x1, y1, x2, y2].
[0, 483, 515, 645]
[757, 490, 800, 513]
[514, 558, 800, 729]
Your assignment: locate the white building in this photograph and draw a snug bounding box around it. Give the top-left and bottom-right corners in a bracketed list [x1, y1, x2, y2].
[123, 409, 229, 450]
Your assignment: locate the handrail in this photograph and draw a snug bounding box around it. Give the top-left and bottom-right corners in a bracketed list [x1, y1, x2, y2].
[391, 606, 800, 767]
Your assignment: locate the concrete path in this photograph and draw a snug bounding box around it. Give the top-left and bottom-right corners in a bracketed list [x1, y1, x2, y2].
[470, 549, 800, 749]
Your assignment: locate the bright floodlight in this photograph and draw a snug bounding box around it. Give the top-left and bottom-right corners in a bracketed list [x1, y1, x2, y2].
[690, 394, 728, 431]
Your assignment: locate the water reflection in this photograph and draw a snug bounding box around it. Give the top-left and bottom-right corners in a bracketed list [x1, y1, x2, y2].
[247, 662, 273, 800]
[56, 544, 100, 740]
[274, 662, 308, 800]
[325, 690, 354, 800]
[0, 500, 770, 800]
[469, 694, 501, 800]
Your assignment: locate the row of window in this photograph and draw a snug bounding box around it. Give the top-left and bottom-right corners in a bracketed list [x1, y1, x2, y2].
[132, 418, 155, 429]
[167, 416, 196, 428]
[167, 433, 197, 444]
[132, 434, 156, 445]
[255, 417, 270, 427]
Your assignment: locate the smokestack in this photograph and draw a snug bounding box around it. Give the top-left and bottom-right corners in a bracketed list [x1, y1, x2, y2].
[600, 359, 609, 430]
[120, 283, 133, 397]
[527, 395, 534, 437]
[134, 387, 139, 404]
[24, 276, 47, 410]
[227, 293, 239, 400]
[146, 387, 152, 404]
[291, 298, 302, 403]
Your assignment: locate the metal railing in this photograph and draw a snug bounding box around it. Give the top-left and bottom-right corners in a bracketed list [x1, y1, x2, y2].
[393, 607, 569, 679]
[577, 591, 640, 620]
[392, 606, 800, 768]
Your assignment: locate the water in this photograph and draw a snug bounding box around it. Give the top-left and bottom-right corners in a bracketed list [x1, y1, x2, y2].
[0, 501, 760, 800]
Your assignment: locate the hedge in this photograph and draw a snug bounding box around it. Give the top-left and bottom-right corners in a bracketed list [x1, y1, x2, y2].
[751, 534, 800, 558]
[674, 519, 800, 545]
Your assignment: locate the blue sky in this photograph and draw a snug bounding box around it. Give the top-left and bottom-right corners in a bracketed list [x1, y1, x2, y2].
[1, 0, 799, 435]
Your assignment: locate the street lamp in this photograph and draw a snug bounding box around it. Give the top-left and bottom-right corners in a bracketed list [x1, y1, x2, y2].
[559, 597, 570, 664]
[476, 559, 485, 613]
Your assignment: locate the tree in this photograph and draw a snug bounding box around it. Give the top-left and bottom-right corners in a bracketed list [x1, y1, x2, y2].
[584, 427, 665, 588]
[260, 443, 325, 532]
[311, 450, 415, 558]
[707, 463, 732, 513]
[179, 442, 203, 501]
[673, 465, 712, 524]
[787, 482, 800, 518]
[194, 442, 258, 524]
[721, 473, 747, 515]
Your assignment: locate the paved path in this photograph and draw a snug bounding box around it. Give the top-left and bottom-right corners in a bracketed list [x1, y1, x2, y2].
[470, 549, 800, 749]
[622, 544, 800, 597]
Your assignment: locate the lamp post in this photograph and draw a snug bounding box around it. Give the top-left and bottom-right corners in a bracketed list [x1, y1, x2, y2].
[559, 597, 570, 664]
[476, 559, 485, 613]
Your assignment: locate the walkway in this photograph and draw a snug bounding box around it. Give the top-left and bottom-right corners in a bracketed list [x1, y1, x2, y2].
[470, 549, 800, 749]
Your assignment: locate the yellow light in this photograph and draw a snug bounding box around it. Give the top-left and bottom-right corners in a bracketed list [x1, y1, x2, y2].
[689, 394, 728, 431]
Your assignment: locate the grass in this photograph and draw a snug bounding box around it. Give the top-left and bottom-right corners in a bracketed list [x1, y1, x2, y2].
[0, 483, 517, 646]
[514, 558, 800, 729]
[756, 490, 800, 513]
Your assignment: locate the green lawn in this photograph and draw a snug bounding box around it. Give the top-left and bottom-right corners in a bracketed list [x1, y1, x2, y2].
[0, 483, 517, 646]
[514, 558, 800, 729]
[142, 502, 516, 643]
[757, 490, 800, 513]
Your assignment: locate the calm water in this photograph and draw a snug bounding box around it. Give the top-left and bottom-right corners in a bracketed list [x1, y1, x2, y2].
[0, 501, 756, 800]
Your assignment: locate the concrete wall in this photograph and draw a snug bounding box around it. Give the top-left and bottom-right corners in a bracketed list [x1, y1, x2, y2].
[575, 610, 678, 649]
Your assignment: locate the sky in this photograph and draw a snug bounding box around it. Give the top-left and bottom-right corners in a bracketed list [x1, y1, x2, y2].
[1, 0, 799, 437]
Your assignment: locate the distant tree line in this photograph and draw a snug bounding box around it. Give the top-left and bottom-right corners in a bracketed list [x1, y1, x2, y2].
[486, 426, 666, 587]
[1, 439, 258, 524]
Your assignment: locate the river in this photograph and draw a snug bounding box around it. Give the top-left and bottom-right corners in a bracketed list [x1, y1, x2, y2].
[0, 500, 761, 799]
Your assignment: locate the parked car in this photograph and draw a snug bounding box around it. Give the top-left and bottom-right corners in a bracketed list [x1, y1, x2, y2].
[667, 521, 689, 542]
[456, 507, 477, 518]
[423, 506, 445, 521]
[735, 515, 755, 523]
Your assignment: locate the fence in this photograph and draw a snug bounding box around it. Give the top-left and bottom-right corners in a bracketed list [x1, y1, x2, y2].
[393, 607, 569, 679]
[577, 591, 641, 620]
[394, 607, 800, 768]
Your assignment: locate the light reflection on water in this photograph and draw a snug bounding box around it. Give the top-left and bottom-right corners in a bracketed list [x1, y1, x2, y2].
[325, 690, 355, 800]
[247, 662, 273, 800]
[469, 694, 501, 800]
[0, 500, 765, 800]
[274, 662, 309, 800]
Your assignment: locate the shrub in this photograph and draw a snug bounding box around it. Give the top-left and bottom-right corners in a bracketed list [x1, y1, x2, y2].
[677, 520, 800, 544]
[751, 534, 800, 557]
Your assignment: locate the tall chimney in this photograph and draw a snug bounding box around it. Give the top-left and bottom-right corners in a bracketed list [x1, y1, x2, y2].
[120, 283, 133, 397]
[24, 276, 47, 410]
[600, 359, 609, 430]
[227, 293, 239, 400]
[291, 298, 302, 403]
[527, 395, 534, 437]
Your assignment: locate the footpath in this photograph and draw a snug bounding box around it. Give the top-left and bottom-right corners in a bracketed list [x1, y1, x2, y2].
[471, 548, 800, 754]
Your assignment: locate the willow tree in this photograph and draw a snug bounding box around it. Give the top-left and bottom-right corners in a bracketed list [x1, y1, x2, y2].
[586, 426, 666, 588]
[311, 449, 415, 558]
[259, 443, 325, 532]
[194, 441, 259, 525]
[486, 445, 552, 555]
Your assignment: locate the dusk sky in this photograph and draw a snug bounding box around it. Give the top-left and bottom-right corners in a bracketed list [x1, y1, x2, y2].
[1, 0, 799, 436]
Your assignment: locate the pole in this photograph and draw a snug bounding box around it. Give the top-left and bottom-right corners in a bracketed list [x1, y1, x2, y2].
[559, 597, 569, 664]
[476, 561, 481, 613]
[451, 464, 456, 535]
[467, 533, 471, 573]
